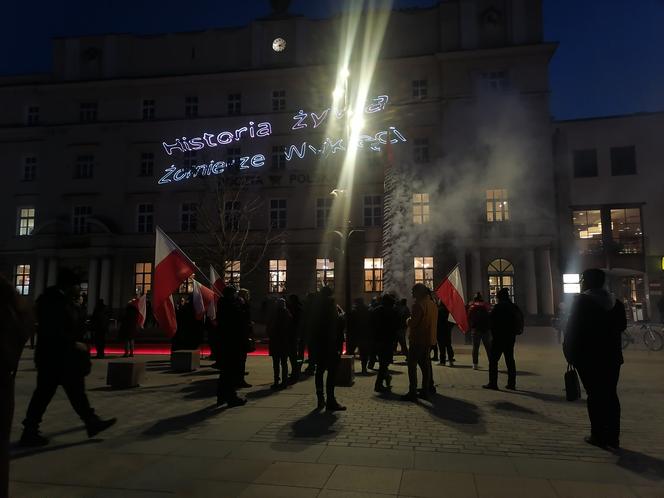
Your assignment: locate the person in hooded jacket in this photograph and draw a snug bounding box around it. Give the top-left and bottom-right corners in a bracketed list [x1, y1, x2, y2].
[467, 293, 491, 370]
[484, 288, 523, 391]
[564, 268, 626, 450]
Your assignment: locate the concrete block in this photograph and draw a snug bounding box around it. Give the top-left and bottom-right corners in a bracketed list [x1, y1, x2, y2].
[336, 355, 354, 386]
[171, 349, 200, 372]
[107, 360, 146, 388]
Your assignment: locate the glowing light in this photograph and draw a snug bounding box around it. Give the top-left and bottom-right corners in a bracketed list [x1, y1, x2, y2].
[350, 115, 365, 132]
[339, 67, 350, 79]
[332, 87, 344, 101]
[563, 273, 581, 294]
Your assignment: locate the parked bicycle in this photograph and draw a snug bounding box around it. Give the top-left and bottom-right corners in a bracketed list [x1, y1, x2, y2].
[622, 322, 664, 351]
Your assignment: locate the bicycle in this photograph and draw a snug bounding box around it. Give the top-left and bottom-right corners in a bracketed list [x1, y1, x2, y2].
[622, 322, 664, 351]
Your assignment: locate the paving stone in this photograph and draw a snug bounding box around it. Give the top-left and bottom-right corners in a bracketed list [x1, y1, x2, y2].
[474, 475, 558, 498]
[229, 441, 326, 463]
[324, 465, 403, 494]
[550, 479, 638, 498]
[318, 446, 414, 469]
[400, 469, 477, 497]
[255, 461, 335, 488]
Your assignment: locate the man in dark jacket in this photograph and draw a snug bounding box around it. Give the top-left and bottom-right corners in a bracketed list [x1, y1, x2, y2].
[91, 298, 109, 359]
[20, 269, 116, 446]
[216, 286, 246, 407]
[468, 293, 491, 370]
[564, 268, 626, 450]
[436, 301, 455, 366]
[347, 298, 371, 373]
[371, 294, 400, 392]
[483, 288, 523, 391]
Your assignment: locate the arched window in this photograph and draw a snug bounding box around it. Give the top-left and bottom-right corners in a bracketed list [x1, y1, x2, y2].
[488, 258, 514, 304]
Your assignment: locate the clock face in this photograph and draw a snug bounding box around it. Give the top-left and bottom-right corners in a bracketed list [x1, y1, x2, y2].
[272, 37, 286, 52]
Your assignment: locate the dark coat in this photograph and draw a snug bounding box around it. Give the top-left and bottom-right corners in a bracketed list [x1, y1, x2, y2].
[309, 295, 340, 362]
[468, 301, 491, 333]
[118, 304, 140, 342]
[268, 307, 293, 357]
[371, 303, 400, 362]
[489, 299, 523, 344]
[437, 303, 454, 334]
[347, 304, 371, 348]
[217, 296, 244, 361]
[91, 302, 109, 333]
[563, 290, 626, 368]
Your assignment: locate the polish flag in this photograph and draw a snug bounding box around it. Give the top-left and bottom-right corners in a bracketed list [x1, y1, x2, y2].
[210, 265, 225, 296]
[153, 226, 196, 336]
[435, 265, 469, 333]
[130, 294, 147, 328]
[192, 279, 216, 321]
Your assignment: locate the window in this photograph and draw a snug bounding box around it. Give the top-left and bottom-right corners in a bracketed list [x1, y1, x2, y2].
[23, 156, 37, 181]
[224, 201, 241, 230]
[134, 262, 152, 295]
[610, 207, 642, 254]
[572, 209, 602, 255]
[573, 149, 598, 178]
[140, 152, 154, 177]
[79, 102, 98, 122]
[270, 199, 287, 229]
[228, 93, 241, 115]
[363, 195, 382, 227]
[142, 99, 155, 120]
[481, 71, 510, 92]
[137, 203, 154, 233]
[185, 96, 198, 117]
[272, 90, 286, 111]
[316, 259, 335, 289]
[488, 258, 514, 304]
[316, 197, 333, 228]
[17, 207, 35, 236]
[364, 258, 384, 292]
[183, 150, 197, 169]
[412, 79, 428, 99]
[269, 259, 287, 293]
[610, 146, 636, 176]
[178, 276, 194, 294]
[181, 202, 198, 232]
[413, 138, 430, 163]
[225, 260, 241, 287]
[74, 155, 94, 179]
[271, 145, 286, 170]
[72, 205, 92, 234]
[26, 106, 39, 126]
[414, 257, 434, 289]
[14, 264, 30, 296]
[412, 193, 430, 224]
[486, 189, 509, 222]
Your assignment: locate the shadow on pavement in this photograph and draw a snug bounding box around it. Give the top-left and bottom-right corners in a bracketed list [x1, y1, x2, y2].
[142, 403, 221, 436]
[491, 401, 537, 414]
[617, 449, 664, 482]
[10, 438, 101, 460]
[507, 389, 570, 404]
[423, 393, 486, 434]
[291, 410, 338, 439]
[499, 370, 539, 376]
[180, 378, 218, 399]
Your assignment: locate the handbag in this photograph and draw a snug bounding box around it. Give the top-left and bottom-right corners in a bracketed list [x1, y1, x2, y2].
[564, 364, 581, 401]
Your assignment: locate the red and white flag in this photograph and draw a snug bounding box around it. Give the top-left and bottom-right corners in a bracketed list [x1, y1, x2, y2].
[153, 226, 196, 336]
[192, 279, 216, 321]
[130, 294, 147, 328]
[210, 265, 225, 296]
[435, 265, 469, 333]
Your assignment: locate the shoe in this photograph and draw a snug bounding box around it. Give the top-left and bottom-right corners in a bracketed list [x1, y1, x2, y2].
[361, 368, 368, 375]
[607, 440, 621, 452]
[505, 384, 516, 391]
[326, 400, 347, 412]
[86, 417, 117, 438]
[449, 360, 455, 367]
[473, 364, 479, 370]
[400, 392, 418, 402]
[238, 381, 252, 388]
[374, 385, 388, 393]
[227, 397, 247, 408]
[438, 361, 445, 366]
[584, 436, 608, 449]
[386, 374, 392, 389]
[19, 429, 49, 447]
[316, 393, 326, 410]
[270, 383, 280, 390]
[482, 384, 499, 390]
[429, 385, 437, 394]
[417, 389, 431, 401]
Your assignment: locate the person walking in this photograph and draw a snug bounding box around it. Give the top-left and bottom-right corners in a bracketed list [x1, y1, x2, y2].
[119, 299, 140, 357]
[20, 269, 116, 447]
[468, 293, 491, 370]
[237, 288, 253, 388]
[216, 286, 247, 408]
[564, 268, 626, 450]
[268, 298, 292, 390]
[371, 294, 400, 392]
[402, 284, 438, 402]
[436, 301, 455, 366]
[310, 287, 346, 411]
[483, 288, 523, 391]
[287, 294, 303, 382]
[395, 298, 410, 357]
[91, 299, 109, 359]
[347, 298, 371, 373]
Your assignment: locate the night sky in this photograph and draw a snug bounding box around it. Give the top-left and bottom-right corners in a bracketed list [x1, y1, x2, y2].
[2, 0, 663, 120]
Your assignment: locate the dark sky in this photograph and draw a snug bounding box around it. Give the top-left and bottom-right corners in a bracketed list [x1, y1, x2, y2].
[2, 0, 663, 120]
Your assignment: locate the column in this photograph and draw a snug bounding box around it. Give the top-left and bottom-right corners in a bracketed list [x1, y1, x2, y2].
[538, 248, 555, 315]
[99, 257, 112, 305]
[46, 258, 58, 287]
[524, 249, 538, 315]
[455, 248, 469, 301]
[470, 249, 482, 298]
[87, 258, 99, 315]
[34, 257, 46, 298]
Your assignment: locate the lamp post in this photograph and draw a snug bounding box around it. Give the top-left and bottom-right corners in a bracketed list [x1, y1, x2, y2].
[329, 216, 363, 315]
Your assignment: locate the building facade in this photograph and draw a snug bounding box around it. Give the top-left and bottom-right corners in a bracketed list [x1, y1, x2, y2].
[0, 0, 560, 328]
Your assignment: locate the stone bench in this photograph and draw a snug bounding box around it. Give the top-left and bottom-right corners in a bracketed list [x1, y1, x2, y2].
[171, 349, 200, 372]
[336, 354, 355, 386]
[107, 360, 145, 388]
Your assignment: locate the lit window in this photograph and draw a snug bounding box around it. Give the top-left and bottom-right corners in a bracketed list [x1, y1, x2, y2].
[573, 149, 598, 178]
[610, 146, 636, 176]
[270, 199, 287, 229]
[364, 258, 384, 292]
[486, 189, 509, 222]
[228, 93, 241, 115]
[572, 209, 602, 255]
[79, 102, 98, 122]
[272, 90, 286, 111]
[142, 99, 155, 120]
[414, 257, 434, 289]
[134, 262, 152, 295]
[183, 150, 197, 169]
[185, 96, 198, 118]
[363, 195, 382, 227]
[23, 156, 37, 181]
[178, 276, 194, 294]
[412, 193, 430, 224]
[14, 264, 30, 295]
[269, 259, 287, 293]
[137, 203, 154, 233]
[316, 258, 335, 289]
[412, 79, 428, 99]
[481, 71, 510, 92]
[72, 205, 92, 234]
[225, 260, 241, 287]
[181, 202, 198, 232]
[17, 207, 35, 236]
[74, 155, 94, 179]
[140, 152, 154, 177]
[26, 106, 39, 126]
[488, 258, 514, 304]
[271, 145, 286, 170]
[224, 201, 241, 230]
[563, 274, 580, 294]
[611, 207, 642, 254]
[413, 138, 430, 163]
[316, 197, 333, 228]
